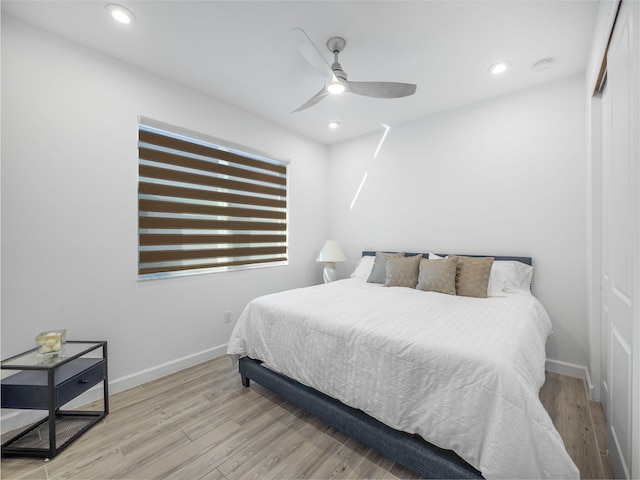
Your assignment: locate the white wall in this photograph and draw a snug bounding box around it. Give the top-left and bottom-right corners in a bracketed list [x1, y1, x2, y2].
[1, 16, 328, 399]
[1, 12, 590, 426]
[327, 75, 588, 371]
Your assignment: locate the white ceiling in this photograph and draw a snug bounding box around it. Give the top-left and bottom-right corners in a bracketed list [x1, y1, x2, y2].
[2, 0, 598, 144]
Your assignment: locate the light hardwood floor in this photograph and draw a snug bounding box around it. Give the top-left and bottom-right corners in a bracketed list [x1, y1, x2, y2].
[2, 356, 615, 479]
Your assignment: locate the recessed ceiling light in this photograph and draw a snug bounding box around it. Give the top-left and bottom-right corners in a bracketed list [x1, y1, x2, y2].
[488, 62, 509, 75]
[328, 121, 340, 129]
[106, 4, 136, 24]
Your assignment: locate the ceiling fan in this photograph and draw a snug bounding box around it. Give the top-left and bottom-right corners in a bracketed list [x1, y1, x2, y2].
[291, 28, 417, 112]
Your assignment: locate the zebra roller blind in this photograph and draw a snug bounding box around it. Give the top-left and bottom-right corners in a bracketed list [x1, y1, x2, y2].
[138, 120, 288, 278]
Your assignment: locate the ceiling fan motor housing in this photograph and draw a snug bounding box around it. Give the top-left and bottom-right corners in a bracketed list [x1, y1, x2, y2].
[327, 37, 348, 81]
[332, 63, 348, 81]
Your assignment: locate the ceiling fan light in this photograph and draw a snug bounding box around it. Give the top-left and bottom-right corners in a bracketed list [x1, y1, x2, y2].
[328, 121, 340, 129]
[327, 81, 346, 95]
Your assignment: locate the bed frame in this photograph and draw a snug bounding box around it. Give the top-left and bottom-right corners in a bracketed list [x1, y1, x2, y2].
[237, 252, 532, 479]
[239, 357, 483, 479]
[362, 251, 533, 266]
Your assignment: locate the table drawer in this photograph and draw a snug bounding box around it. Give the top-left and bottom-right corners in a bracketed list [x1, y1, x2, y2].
[1, 358, 105, 410]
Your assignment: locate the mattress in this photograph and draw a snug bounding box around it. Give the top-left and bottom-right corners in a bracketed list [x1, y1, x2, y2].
[227, 278, 579, 479]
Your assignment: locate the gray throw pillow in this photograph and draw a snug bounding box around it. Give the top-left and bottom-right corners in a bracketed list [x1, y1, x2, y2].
[367, 251, 404, 284]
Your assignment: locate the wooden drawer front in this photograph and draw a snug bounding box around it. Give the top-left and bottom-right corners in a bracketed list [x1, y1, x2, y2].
[1, 358, 105, 410]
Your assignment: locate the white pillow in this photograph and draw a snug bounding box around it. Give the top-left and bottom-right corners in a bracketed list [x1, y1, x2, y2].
[487, 261, 534, 296]
[428, 252, 444, 259]
[507, 261, 534, 293]
[350, 255, 375, 280]
[487, 262, 513, 296]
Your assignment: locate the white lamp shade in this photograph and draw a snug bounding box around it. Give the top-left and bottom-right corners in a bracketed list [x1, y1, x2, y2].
[316, 240, 347, 263]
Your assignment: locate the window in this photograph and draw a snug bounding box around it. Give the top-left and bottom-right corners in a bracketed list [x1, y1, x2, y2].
[138, 118, 288, 279]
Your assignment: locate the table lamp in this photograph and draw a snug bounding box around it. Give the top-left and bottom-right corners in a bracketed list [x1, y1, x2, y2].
[316, 240, 347, 283]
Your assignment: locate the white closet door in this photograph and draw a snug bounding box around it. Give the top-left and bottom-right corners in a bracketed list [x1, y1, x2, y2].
[600, 1, 639, 478]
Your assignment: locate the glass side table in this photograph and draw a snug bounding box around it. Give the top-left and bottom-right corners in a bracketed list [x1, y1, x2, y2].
[1, 341, 109, 459]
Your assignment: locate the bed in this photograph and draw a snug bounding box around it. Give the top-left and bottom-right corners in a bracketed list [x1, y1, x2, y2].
[227, 252, 579, 479]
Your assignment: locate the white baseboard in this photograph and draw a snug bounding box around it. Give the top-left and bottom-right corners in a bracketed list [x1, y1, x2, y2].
[545, 358, 595, 399]
[1, 343, 229, 434]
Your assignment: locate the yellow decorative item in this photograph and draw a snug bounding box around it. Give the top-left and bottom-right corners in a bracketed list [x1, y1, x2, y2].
[35, 329, 67, 356]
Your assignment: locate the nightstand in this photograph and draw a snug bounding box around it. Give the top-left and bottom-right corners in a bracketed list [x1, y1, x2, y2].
[1, 341, 108, 459]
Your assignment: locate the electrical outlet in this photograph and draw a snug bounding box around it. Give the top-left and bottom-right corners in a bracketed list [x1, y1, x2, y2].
[224, 310, 231, 323]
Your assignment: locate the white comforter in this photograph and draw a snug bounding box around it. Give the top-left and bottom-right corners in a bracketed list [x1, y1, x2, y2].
[227, 279, 579, 479]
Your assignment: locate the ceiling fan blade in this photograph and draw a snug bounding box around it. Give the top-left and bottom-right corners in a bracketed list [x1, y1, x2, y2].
[291, 28, 335, 84]
[292, 86, 329, 112]
[345, 81, 417, 98]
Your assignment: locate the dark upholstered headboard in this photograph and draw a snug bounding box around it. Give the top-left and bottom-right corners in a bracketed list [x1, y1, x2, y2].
[362, 251, 532, 266]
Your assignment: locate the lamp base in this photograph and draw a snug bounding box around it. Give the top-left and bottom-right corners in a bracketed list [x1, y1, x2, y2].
[322, 262, 338, 283]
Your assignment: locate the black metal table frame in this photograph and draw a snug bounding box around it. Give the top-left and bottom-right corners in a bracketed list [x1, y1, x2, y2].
[1, 341, 109, 459]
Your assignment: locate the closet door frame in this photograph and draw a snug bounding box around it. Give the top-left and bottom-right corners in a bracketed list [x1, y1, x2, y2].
[590, 1, 639, 478]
